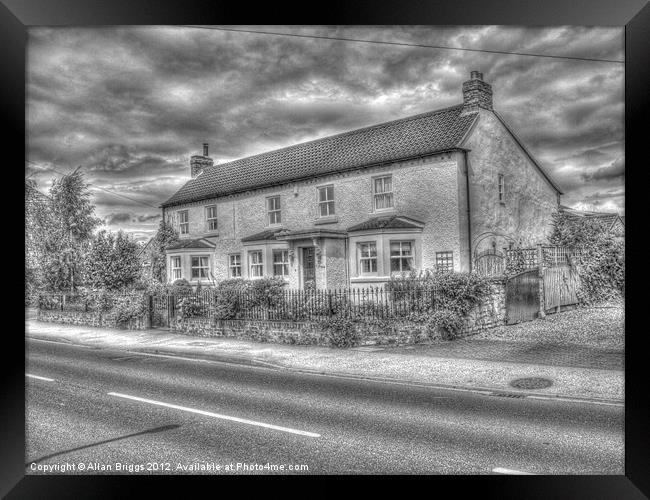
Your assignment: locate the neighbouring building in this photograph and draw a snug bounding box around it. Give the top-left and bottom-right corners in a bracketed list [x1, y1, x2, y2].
[161, 71, 562, 289]
[559, 205, 625, 238]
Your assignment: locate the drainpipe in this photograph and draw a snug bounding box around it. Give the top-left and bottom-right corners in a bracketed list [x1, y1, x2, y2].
[463, 150, 473, 273]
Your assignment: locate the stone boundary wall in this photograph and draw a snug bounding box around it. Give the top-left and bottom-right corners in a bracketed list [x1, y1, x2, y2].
[171, 280, 507, 346]
[37, 309, 149, 330]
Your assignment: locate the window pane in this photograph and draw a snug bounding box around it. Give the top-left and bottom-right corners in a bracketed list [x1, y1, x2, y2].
[318, 187, 326, 202]
[191, 257, 198, 267]
[327, 201, 335, 215]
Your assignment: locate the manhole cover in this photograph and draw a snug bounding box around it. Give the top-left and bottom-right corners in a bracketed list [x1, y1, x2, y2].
[510, 377, 553, 390]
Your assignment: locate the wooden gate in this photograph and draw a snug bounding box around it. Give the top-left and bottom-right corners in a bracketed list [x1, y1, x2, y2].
[543, 265, 580, 311]
[505, 269, 540, 325]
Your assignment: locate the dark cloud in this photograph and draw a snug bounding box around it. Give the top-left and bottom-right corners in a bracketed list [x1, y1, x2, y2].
[27, 26, 625, 239]
[581, 157, 625, 182]
[104, 212, 132, 225]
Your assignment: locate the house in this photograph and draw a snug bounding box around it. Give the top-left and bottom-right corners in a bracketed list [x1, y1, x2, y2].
[161, 71, 562, 289]
[559, 205, 624, 238]
[136, 237, 155, 280]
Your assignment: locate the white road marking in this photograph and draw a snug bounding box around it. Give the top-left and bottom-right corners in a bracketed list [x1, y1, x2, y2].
[26, 374, 55, 382]
[107, 392, 321, 438]
[527, 395, 624, 407]
[492, 467, 536, 475]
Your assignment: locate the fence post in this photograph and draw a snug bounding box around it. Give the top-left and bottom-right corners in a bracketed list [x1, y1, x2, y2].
[148, 294, 154, 328]
[537, 244, 546, 319]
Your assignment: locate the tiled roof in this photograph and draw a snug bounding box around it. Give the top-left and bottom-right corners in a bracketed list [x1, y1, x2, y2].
[162, 105, 478, 207]
[240, 229, 285, 242]
[347, 215, 425, 232]
[166, 238, 215, 250]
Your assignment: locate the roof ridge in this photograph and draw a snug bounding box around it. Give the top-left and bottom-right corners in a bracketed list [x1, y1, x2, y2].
[202, 103, 464, 171]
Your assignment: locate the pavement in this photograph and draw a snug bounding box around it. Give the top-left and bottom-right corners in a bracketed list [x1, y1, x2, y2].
[25, 311, 624, 405]
[24, 339, 624, 475]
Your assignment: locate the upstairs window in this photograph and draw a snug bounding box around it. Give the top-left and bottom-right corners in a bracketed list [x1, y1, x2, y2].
[178, 210, 189, 235]
[318, 185, 335, 217]
[267, 196, 281, 225]
[373, 175, 394, 211]
[206, 205, 218, 231]
[390, 241, 414, 273]
[273, 249, 290, 277]
[228, 254, 241, 278]
[359, 242, 378, 275]
[171, 256, 182, 280]
[498, 174, 505, 203]
[191, 256, 209, 279]
[249, 250, 264, 278]
[436, 251, 454, 272]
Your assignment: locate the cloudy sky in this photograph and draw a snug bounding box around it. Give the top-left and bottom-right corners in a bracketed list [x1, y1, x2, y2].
[26, 26, 624, 242]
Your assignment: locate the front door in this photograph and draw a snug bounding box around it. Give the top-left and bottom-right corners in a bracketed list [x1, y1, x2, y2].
[302, 247, 316, 290]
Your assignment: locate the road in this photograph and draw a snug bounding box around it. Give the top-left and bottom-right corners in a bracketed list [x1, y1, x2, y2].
[25, 338, 624, 475]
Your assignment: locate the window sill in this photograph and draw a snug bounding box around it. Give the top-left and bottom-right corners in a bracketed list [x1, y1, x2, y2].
[350, 276, 391, 283]
[314, 216, 339, 225]
[370, 208, 396, 215]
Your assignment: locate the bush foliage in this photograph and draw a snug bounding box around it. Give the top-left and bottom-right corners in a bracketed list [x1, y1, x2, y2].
[550, 210, 624, 304]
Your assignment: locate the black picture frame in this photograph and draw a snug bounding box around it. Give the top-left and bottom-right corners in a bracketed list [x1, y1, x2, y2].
[5, 0, 647, 497]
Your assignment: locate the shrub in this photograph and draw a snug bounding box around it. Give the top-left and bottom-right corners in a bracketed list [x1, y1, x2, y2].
[112, 293, 147, 326]
[177, 296, 206, 319]
[318, 317, 361, 348]
[172, 278, 192, 289]
[425, 309, 464, 340]
[213, 277, 288, 320]
[386, 269, 492, 318]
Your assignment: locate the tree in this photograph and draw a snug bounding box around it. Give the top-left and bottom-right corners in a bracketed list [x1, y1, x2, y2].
[151, 218, 179, 283]
[83, 230, 142, 290]
[25, 180, 53, 301]
[40, 168, 102, 292]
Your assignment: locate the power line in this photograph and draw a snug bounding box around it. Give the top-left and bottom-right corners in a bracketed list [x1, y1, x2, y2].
[25, 160, 160, 209]
[180, 25, 625, 64]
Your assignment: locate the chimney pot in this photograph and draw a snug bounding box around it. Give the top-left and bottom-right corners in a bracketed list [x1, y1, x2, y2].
[202, 143, 209, 156]
[470, 70, 482, 80]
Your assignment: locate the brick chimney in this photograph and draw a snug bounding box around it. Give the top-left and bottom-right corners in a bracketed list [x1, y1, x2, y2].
[190, 142, 214, 178]
[461, 71, 493, 113]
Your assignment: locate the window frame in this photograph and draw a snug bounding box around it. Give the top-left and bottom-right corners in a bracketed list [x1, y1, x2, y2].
[228, 253, 242, 278]
[205, 205, 218, 232]
[171, 256, 182, 281]
[178, 210, 189, 235]
[272, 249, 290, 278]
[435, 251, 454, 272]
[389, 240, 415, 274]
[373, 174, 394, 212]
[358, 241, 378, 276]
[266, 195, 282, 226]
[248, 250, 264, 278]
[498, 173, 505, 204]
[190, 255, 210, 280]
[317, 184, 335, 218]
